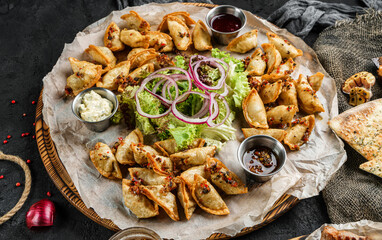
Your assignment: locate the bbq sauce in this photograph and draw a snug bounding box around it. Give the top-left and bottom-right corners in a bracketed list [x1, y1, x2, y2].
[243, 146, 278, 175]
[210, 13, 242, 32]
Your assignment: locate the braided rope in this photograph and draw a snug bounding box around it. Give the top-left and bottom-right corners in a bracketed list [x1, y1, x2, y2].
[0, 151, 32, 224]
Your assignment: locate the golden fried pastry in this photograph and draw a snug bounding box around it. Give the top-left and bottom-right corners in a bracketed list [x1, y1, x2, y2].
[140, 184, 180, 221]
[284, 115, 315, 150]
[170, 146, 216, 171]
[259, 80, 283, 104]
[115, 129, 144, 165]
[65, 57, 102, 96]
[266, 32, 303, 59]
[104, 22, 125, 51]
[85, 45, 117, 72]
[192, 20, 212, 51]
[296, 74, 325, 114]
[191, 174, 229, 215]
[146, 31, 174, 52]
[206, 158, 247, 195]
[122, 179, 159, 218]
[227, 30, 258, 54]
[120, 29, 150, 48]
[120, 11, 150, 33]
[96, 60, 130, 90]
[266, 105, 298, 126]
[246, 48, 266, 76]
[89, 142, 122, 179]
[176, 177, 196, 220]
[242, 89, 268, 128]
[167, 16, 192, 51]
[262, 43, 282, 74]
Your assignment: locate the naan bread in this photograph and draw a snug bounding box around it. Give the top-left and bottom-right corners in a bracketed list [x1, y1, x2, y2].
[329, 99, 382, 168]
[359, 159, 382, 178]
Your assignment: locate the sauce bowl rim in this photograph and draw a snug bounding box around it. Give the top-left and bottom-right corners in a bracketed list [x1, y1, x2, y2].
[205, 5, 247, 35]
[237, 135, 287, 178]
[71, 87, 119, 124]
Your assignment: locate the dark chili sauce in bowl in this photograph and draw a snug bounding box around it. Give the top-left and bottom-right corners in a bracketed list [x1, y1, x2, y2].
[243, 146, 278, 175]
[210, 13, 242, 33]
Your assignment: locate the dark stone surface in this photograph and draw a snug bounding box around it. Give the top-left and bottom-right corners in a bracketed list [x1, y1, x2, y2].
[0, 0, 361, 239]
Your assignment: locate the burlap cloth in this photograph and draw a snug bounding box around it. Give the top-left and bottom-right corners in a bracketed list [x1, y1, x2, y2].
[313, 9, 382, 223]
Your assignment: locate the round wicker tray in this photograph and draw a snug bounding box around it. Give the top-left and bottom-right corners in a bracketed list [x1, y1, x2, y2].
[35, 3, 300, 239]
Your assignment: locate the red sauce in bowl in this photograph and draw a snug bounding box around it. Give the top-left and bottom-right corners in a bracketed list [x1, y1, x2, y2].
[210, 13, 242, 33]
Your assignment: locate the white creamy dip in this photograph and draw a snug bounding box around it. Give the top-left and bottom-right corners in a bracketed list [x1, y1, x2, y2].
[79, 91, 113, 122]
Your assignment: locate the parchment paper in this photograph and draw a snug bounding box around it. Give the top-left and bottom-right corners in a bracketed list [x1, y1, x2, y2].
[42, 3, 347, 239]
[305, 220, 382, 239]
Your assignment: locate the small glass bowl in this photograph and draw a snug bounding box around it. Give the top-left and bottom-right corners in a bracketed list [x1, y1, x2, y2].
[72, 87, 118, 132]
[109, 227, 161, 240]
[205, 5, 247, 45]
[237, 135, 286, 182]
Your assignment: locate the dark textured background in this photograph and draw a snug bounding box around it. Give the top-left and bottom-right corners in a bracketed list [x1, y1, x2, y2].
[0, 0, 362, 239]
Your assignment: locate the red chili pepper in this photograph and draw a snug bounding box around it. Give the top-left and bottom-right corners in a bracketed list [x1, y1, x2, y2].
[25, 132, 30, 136]
[46, 192, 51, 197]
[7, 135, 11, 139]
[0, 175, 4, 179]
[27, 159, 31, 164]
[33, 123, 36, 126]
[32, 135, 35, 139]
[32, 101, 36, 105]
[16, 182, 21, 187]
[21, 133, 25, 137]
[11, 100, 16, 104]
[22, 113, 27, 117]
[3, 140, 8, 144]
